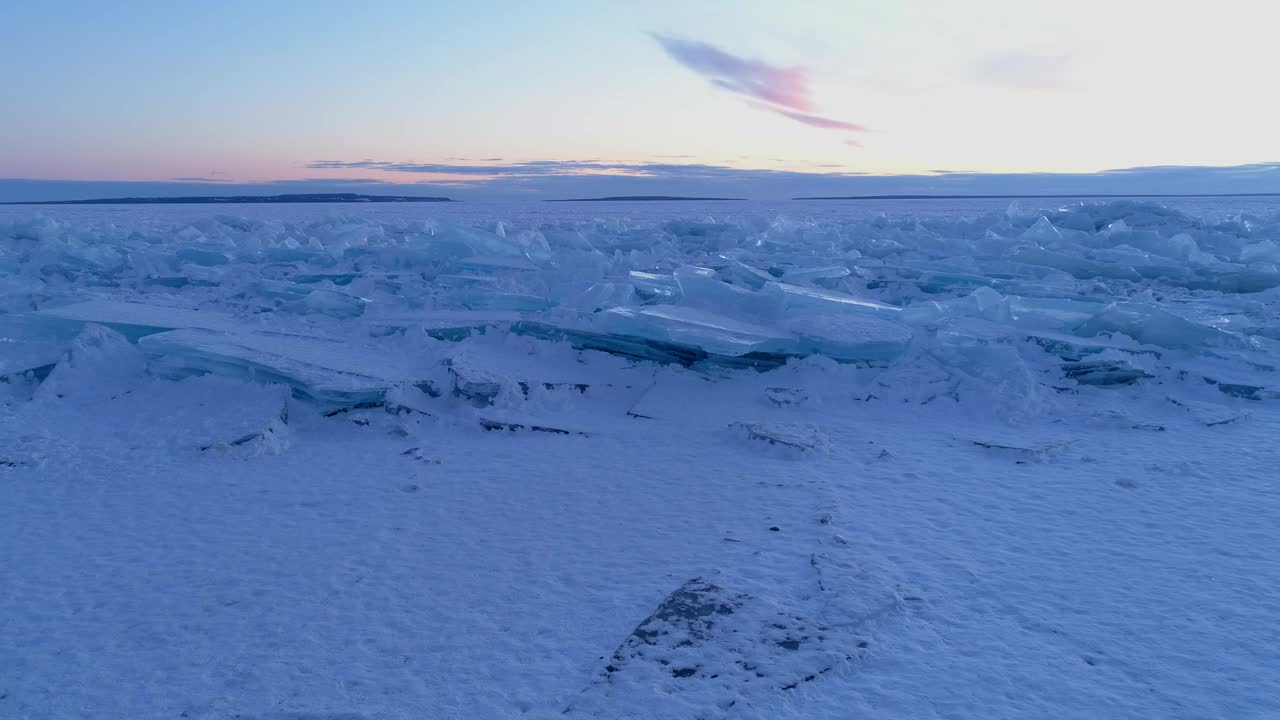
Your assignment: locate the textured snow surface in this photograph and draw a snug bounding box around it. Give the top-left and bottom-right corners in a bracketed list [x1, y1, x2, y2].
[2, 200, 1279, 719]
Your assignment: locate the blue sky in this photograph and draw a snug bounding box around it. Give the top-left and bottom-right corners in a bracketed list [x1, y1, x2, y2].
[3, 0, 1280, 200]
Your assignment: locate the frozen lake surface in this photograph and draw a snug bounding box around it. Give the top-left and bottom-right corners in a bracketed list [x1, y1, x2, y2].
[2, 198, 1279, 719]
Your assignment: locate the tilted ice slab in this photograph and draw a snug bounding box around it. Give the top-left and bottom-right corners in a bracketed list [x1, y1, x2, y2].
[591, 305, 911, 366]
[1, 313, 85, 378]
[36, 300, 247, 339]
[139, 328, 438, 407]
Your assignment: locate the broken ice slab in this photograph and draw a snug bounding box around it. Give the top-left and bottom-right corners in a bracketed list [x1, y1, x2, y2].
[254, 279, 312, 302]
[434, 274, 499, 289]
[452, 291, 556, 312]
[781, 265, 851, 284]
[291, 272, 358, 285]
[451, 255, 539, 273]
[139, 328, 437, 408]
[718, 258, 776, 289]
[674, 265, 782, 322]
[764, 281, 902, 320]
[35, 324, 146, 404]
[35, 300, 246, 340]
[731, 421, 827, 451]
[368, 310, 521, 341]
[627, 271, 681, 301]
[142, 274, 217, 289]
[1024, 329, 1157, 361]
[903, 288, 1106, 332]
[447, 359, 505, 405]
[477, 413, 589, 436]
[0, 313, 86, 377]
[1184, 267, 1280, 294]
[1074, 302, 1250, 351]
[567, 281, 636, 312]
[598, 304, 911, 366]
[564, 578, 858, 718]
[1061, 359, 1152, 386]
[510, 319, 711, 366]
[781, 312, 912, 364]
[283, 289, 367, 318]
[765, 386, 808, 407]
[1009, 244, 1143, 281]
[915, 270, 997, 294]
[594, 305, 791, 359]
[175, 246, 231, 267]
[512, 306, 910, 368]
[444, 337, 640, 405]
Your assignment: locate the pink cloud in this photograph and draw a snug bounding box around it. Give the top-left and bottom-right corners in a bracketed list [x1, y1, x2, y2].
[771, 108, 867, 132]
[653, 34, 866, 137]
[653, 34, 812, 111]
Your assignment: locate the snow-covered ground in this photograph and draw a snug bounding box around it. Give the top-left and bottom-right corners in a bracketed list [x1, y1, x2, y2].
[2, 200, 1279, 719]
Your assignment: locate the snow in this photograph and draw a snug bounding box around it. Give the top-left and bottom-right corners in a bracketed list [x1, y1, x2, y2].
[1, 199, 1279, 719]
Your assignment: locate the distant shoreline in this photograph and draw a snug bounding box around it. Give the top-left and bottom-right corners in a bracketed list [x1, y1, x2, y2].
[546, 196, 746, 202]
[2, 193, 455, 206]
[793, 193, 1280, 200]
[5, 192, 1278, 206]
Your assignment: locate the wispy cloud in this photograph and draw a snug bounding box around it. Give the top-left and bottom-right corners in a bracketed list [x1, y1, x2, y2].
[652, 34, 811, 111]
[767, 107, 866, 132]
[652, 34, 864, 137]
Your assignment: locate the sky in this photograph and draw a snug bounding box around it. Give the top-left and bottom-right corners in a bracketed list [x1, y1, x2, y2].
[3, 0, 1280, 200]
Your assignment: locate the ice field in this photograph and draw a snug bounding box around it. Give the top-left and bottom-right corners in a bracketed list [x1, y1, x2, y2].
[2, 198, 1279, 719]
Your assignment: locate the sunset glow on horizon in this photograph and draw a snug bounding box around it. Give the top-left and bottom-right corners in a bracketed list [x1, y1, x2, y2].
[4, 0, 1280, 199]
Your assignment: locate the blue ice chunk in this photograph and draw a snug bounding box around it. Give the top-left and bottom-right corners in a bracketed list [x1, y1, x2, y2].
[570, 282, 636, 311]
[456, 291, 556, 312]
[675, 266, 782, 323]
[1074, 302, 1249, 350]
[595, 305, 786, 358]
[510, 319, 710, 366]
[435, 274, 500, 289]
[143, 275, 218, 289]
[0, 313, 85, 377]
[904, 288, 1107, 331]
[718, 259, 776, 289]
[285, 289, 367, 318]
[255, 279, 311, 302]
[139, 328, 433, 407]
[369, 310, 520, 341]
[1009, 245, 1142, 281]
[589, 303, 911, 365]
[764, 281, 902, 319]
[453, 255, 539, 273]
[35, 324, 146, 403]
[781, 313, 912, 364]
[35, 301, 246, 340]
[1019, 216, 1063, 243]
[628, 271, 681, 301]
[781, 266, 851, 284]
[916, 270, 997, 294]
[293, 272, 358, 285]
[177, 247, 231, 267]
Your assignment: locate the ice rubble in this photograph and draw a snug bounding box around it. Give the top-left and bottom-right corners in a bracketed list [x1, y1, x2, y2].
[1, 200, 1279, 410]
